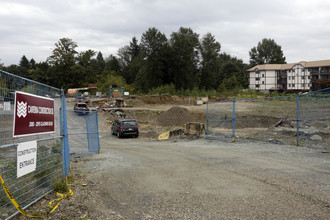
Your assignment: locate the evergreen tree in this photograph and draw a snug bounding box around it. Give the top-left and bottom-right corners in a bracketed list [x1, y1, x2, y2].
[30, 58, 36, 69]
[136, 27, 168, 91]
[169, 27, 200, 90]
[19, 55, 30, 69]
[199, 33, 221, 89]
[96, 51, 105, 75]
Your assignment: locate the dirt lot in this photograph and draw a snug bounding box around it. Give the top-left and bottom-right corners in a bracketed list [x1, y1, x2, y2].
[14, 97, 330, 219]
[16, 133, 330, 219]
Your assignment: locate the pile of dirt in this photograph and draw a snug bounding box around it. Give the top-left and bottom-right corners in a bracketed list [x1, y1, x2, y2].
[155, 106, 190, 126]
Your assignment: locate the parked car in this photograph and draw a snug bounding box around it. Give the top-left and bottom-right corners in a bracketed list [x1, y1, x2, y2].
[74, 102, 89, 114]
[111, 119, 139, 138]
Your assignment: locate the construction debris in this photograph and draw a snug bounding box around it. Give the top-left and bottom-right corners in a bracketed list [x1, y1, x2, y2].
[158, 131, 170, 140]
[185, 122, 205, 135]
[157, 123, 204, 141]
[108, 109, 125, 118]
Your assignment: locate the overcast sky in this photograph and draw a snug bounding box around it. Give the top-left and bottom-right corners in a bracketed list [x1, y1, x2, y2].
[0, 0, 329, 66]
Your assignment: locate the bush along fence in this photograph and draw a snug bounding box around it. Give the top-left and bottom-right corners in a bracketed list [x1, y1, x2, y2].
[0, 70, 71, 219]
[206, 87, 330, 150]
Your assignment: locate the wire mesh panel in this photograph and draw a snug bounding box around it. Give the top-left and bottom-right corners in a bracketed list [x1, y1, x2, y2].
[67, 110, 100, 158]
[86, 111, 100, 154]
[206, 88, 329, 149]
[207, 100, 234, 141]
[299, 88, 330, 149]
[0, 138, 62, 219]
[235, 95, 299, 145]
[0, 70, 64, 219]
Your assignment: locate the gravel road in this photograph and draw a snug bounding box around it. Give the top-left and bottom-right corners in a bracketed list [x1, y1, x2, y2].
[27, 129, 328, 220]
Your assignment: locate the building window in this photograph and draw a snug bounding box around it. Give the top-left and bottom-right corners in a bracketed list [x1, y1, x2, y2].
[262, 81, 264, 84]
[255, 69, 260, 74]
[256, 85, 260, 88]
[289, 84, 291, 87]
[308, 76, 311, 79]
[288, 76, 291, 80]
[302, 84, 305, 88]
[292, 84, 295, 87]
[302, 76, 305, 80]
[292, 69, 295, 73]
[256, 77, 260, 81]
[262, 74, 264, 77]
[292, 76, 295, 80]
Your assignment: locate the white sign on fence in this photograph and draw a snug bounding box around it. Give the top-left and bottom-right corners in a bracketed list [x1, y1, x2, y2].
[4, 101, 11, 111]
[17, 141, 37, 178]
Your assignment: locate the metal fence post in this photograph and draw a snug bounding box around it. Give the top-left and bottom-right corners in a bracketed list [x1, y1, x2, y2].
[206, 103, 209, 138]
[61, 90, 70, 179]
[296, 95, 300, 146]
[95, 112, 101, 154]
[232, 99, 236, 142]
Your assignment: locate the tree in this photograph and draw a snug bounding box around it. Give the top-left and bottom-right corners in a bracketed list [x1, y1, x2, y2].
[169, 27, 200, 90]
[30, 58, 36, 69]
[135, 27, 168, 91]
[117, 37, 143, 84]
[199, 33, 221, 89]
[129, 37, 140, 58]
[95, 52, 105, 75]
[249, 38, 286, 66]
[48, 38, 78, 66]
[29, 61, 51, 84]
[0, 59, 4, 69]
[105, 55, 121, 73]
[19, 55, 30, 69]
[75, 49, 98, 84]
[217, 53, 248, 90]
[5, 65, 29, 78]
[47, 38, 78, 89]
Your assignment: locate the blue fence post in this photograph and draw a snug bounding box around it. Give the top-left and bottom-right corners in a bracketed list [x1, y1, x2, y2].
[61, 90, 70, 179]
[296, 95, 300, 146]
[95, 112, 101, 154]
[60, 106, 64, 179]
[86, 114, 91, 152]
[206, 103, 209, 138]
[232, 99, 236, 142]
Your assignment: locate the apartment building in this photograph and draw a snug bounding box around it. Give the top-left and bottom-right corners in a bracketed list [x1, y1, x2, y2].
[248, 59, 330, 92]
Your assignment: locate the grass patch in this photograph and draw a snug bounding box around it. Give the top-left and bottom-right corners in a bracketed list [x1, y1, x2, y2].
[53, 181, 68, 193]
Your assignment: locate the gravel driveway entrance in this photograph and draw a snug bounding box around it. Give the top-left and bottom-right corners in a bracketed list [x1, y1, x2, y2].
[26, 129, 328, 220]
[15, 129, 330, 219]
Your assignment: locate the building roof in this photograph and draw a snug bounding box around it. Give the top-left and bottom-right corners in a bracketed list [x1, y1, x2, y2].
[299, 59, 330, 68]
[248, 59, 330, 72]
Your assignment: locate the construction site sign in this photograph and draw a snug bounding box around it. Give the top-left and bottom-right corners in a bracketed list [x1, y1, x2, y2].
[13, 91, 55, 137]
[17, 141, 37, 178]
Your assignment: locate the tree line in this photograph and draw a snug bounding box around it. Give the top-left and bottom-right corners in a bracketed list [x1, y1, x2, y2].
[0, 27, 286, 94]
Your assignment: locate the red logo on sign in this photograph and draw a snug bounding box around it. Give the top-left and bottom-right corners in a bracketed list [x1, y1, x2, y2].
[13, 91, 55, 137]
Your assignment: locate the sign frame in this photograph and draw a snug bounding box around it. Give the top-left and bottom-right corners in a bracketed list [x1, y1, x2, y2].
[13, 91, 55, 137]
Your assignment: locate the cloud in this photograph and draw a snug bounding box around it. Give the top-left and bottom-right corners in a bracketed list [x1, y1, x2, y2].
[0, 0, 329, 65]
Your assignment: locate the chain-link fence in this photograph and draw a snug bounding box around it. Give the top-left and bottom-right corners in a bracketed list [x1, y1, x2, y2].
[0, 70, 67, 219]
[207, 88, 330, 150]
[66, 109, 100, 158]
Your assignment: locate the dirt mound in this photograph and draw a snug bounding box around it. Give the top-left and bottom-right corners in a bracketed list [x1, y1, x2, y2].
[155, 106, 190, 126]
